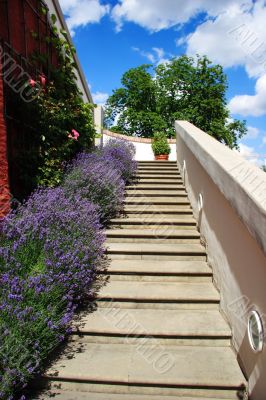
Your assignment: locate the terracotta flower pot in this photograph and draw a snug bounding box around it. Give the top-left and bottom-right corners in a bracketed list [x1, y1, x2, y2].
[155, 154, 169, 160]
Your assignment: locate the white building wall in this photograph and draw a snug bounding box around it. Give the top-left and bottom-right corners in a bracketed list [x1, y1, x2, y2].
[94, 106, 104, 135]
[103, 133, 176, 161]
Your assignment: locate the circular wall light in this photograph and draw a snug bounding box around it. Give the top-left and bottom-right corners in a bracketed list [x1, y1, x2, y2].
[198, 193, 203, 212]
[248, 310, 264, 352]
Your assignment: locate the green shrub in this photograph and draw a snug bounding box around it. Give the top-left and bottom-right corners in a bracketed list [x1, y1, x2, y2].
[151, 132, 171, 156]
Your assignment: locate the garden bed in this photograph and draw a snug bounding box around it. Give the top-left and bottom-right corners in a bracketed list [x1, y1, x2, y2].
[0, 139, 136, 400]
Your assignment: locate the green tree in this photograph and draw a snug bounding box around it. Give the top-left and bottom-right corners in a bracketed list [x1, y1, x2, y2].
[105, 56, 246, 148]
[105, 65, 167, 137]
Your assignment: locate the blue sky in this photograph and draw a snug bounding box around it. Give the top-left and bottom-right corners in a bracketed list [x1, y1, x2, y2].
[59, 0, 266, 166]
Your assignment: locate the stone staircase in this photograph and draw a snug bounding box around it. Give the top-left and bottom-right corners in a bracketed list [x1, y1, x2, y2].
[37, 161, 247, 400]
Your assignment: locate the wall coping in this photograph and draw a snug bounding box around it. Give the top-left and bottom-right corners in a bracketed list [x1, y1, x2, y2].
[47, 0, 93, 103]
[175, 120, 266, 255]
[103, 130, 176, 144]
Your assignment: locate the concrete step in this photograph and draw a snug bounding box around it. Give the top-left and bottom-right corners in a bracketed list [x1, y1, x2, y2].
[122, 213, 193, 219]
[73, 309, 231, 340]
[137, 164, 178, 168]
[104, 259, 211, 282]
[124, 206, 192, 214]
[107, 259, 211, 275]
[137, 170, 181, 176]
[137, 168, 179, 173]
[134, 179, 183, 184]
[36, 383, 244, 399]
[124, 203, 192, 214]
[136, 167, 179, 175]
[106, 243, 205, 256]
[106, 229, 200, 244]
[109, 225, 197, 231]
[71, 310, 230, 345]
[124, 197, 190, 204]
[138, 161, 177, 164]
[134, 174, 182, 179]
[127, 184, 185, 190]
[137, 164, 179, 172]
[106, 239, 200, 245]
[106, 228, 200, 237]
[98, 280, 218, 304]
[44, 343, 246, 395]
[126, 190, 187, 196]
[35, 389, 234, 400]
[110, 216, 196, 225]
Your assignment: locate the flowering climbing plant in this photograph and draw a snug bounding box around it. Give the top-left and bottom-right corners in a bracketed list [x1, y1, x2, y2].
[9, 13, 96, 193]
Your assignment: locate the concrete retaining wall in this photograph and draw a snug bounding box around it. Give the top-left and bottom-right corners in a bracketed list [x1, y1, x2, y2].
[175, 120, 266, 400]
[103, 130, 177, 161]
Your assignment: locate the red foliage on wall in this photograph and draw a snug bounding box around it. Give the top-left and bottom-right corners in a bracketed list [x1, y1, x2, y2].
[0, 0, 61, 215]
[0, 61, 10, 218]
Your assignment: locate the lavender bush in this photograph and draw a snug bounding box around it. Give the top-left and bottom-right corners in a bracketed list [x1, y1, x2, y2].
[63, 152, 125, 221]
[0, 188, 106, 399]
[99, 139, 137, 182]
[0, 138, 136, 399]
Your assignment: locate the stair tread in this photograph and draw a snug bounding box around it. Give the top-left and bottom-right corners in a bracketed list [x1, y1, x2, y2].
[124, 197, 190, 203]
[136, 179, 182, 182]
[111, 217, 196, 223]
[108, 259, 211, 274]
[124, 207, 192, 212]
[106, 229, 200, 238]
[127, 185, 185, 189]
[74, 309, 230, 337]
[134, 174, 182, 181]
[44, 342, 245, 388]
[106, 243, 205, 254]
[126, 189, 188, 196]
[137, 166, 178, 169]
[36, 391, 227, 400]
[99, 280, 218, 301]
[124, 209, 192, 214]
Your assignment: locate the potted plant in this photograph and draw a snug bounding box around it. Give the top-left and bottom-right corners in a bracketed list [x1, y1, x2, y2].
[151, 132, 171, 160]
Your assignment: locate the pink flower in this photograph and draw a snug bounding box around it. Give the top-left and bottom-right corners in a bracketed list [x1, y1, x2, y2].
[29, 79, 36, 87]
[72, 129, 80, 139]
[68, 129, 80, 141]
[40, 75, 46, 86]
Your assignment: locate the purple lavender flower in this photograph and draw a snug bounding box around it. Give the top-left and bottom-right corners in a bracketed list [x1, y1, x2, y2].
[0, 187, 106, 398]
[99, 138, 137, 182]
[0, 137, 136, 398]
[63, 152, 125, 221]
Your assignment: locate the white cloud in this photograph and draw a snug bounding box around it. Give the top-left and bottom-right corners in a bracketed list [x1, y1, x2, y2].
[179, 1, 266, 118]
[183, 1, 266, 79]
[112, 1, 266, 78]
[132, 47, 171, 65]
[92, 91, 109, 106]
[111, 0, 241, 32]
[238, 143, 262, 165]
[59, 0, 109, 35]
[228, 74, 266, 116]
[246, 126, 260, 139]
[132, 47, 155, 63]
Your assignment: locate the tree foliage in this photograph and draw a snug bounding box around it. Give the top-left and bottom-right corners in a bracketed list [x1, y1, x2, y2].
[105, 56, 246, 148]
